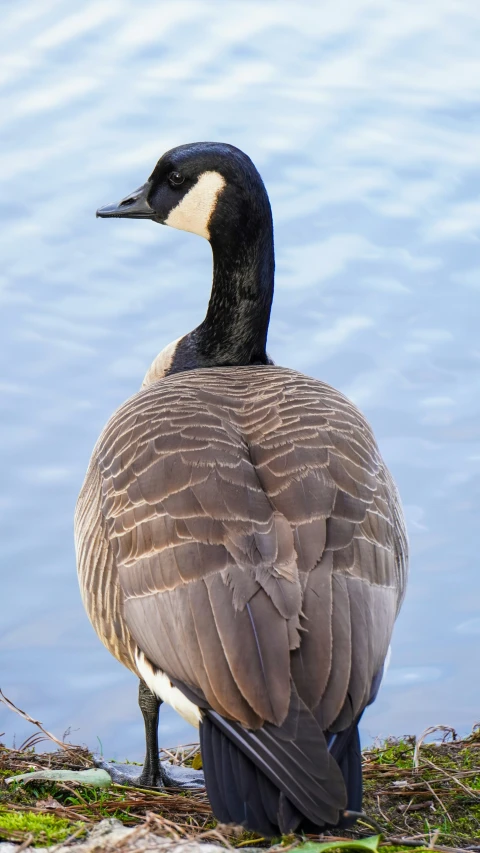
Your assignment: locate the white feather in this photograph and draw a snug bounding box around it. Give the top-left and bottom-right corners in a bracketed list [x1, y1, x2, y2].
[142, 336, 182, 387]
[135, 649, 202, 729]
[384, 644, 392, 673]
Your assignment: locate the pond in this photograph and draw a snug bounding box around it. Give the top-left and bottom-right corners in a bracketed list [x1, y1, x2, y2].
[1, 0, 479, 762]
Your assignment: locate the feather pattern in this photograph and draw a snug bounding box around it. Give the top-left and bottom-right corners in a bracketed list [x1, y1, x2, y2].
[76, 364, 408, 826]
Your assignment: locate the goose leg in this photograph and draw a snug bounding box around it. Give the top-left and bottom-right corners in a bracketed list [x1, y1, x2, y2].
[137, 679, 162, 786]
[94, 680, 204, 789]
[138, 681, 205, 788]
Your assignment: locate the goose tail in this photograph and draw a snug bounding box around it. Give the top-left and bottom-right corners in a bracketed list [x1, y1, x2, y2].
[199, 700, 363, 836]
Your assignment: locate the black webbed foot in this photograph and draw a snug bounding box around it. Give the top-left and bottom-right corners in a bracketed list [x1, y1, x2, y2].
[93, 756, 204, 789]
[159, 762, 205, 789]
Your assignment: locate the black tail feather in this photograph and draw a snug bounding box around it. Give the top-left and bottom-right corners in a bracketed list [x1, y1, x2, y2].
[200, 716, 280, 835]
[232, 741, 280, 833]
[204, 688, 346, 826]
[200, 719, 231, 824]
[200, 709, 363, 836]
[328, 723, 363, 829]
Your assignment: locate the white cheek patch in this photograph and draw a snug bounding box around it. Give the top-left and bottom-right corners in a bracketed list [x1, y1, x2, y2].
[141, 337, 182, 388]
[165, 171, 226, 239]
[135, 649, 202, 730]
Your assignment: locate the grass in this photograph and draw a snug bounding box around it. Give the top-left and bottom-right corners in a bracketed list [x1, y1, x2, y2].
[359, 725, 480, 849]
[0, 724, 479, 851]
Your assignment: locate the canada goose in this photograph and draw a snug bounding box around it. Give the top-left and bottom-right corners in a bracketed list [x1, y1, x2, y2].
[75, 142, 408, 835]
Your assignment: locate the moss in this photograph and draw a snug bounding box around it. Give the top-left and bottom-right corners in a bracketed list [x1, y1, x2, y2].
[191, 752, 203, 770]
[0, 808, 85, 846]
[369, 738, 415, 769]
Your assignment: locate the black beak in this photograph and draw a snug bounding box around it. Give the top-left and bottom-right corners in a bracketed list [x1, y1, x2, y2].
[96, 181, 154, 219]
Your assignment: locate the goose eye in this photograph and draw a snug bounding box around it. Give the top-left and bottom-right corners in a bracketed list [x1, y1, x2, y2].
[168, 171, 185, 187]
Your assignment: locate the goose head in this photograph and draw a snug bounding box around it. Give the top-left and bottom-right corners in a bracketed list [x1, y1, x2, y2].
[97, 142, 275, 375]
[97, 141, 271, 246]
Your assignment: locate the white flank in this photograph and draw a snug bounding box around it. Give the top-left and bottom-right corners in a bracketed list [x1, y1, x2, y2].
[384, 644, 392, 673]
[135, 649, 202, 729]
[142, 336, 182, 387]
[165, 171, 226, 239]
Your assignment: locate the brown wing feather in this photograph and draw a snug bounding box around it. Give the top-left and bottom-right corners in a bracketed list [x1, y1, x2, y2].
[75, 366, 408, 733]
[75, 457, 136, 673]
[290, 552, 333, 708]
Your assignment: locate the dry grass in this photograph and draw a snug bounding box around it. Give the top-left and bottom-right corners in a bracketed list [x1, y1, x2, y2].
[0, 742, 213, 830]
[0, 695, 479, 851]
[357, 724, 480, 850]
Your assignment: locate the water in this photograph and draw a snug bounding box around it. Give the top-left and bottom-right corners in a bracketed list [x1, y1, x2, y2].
[1, 0, 480, 761]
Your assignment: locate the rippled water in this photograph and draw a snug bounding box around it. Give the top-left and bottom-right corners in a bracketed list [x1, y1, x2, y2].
[1, 0, 480, 761]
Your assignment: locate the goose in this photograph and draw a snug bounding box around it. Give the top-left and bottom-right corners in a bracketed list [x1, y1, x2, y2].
[75, 142, 408, 835]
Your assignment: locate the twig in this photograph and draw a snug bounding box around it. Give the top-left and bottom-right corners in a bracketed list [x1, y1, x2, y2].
[376, 794, 391, 826]
[386, 838, 466, 852]
[159, 747, 179, 765]
[197, 826, 235, 849]
[270, 839, 301, 853]
[15, 833, 34, 853]
[48, 826, 86, 853]
[235, 836, 266, 847]
[0, 689, 71, 751]
[414, 726, 457, 769]
[420, 754, 480, 799]
[424, 777, 452, 822]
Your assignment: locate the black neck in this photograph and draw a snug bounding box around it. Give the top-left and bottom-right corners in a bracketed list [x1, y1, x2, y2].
[195, 205, 274, 366]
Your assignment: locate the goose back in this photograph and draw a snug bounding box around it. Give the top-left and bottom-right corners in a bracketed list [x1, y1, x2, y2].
[75, 365, 407, 734]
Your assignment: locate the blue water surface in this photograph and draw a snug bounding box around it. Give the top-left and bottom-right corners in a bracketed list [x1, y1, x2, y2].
[1, 0, 479, 760]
